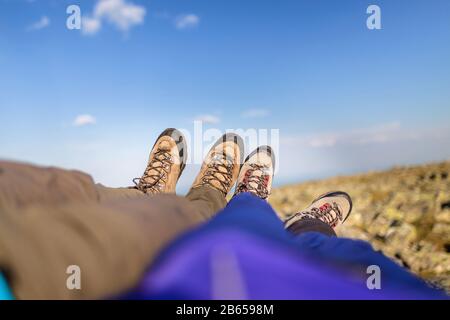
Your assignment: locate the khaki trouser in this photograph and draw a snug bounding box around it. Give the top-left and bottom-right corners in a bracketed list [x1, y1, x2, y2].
[0, 160, 226, 299]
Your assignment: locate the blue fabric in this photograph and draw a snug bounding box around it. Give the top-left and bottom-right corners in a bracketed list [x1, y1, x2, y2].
[121, 193, 448, 300]
[0, 272, 14, 300]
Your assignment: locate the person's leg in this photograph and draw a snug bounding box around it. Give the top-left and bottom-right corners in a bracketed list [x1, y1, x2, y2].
[0, 160, 217, 299]
[280, 191, 416, 292]
[184, 132, 245, 219]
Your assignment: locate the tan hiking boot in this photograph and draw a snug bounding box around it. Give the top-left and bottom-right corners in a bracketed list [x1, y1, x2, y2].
[190, 133, 244, 197]
[233, 146, 275, 200]
[284, 191, 353, 229]
[133, 128, 187, 194]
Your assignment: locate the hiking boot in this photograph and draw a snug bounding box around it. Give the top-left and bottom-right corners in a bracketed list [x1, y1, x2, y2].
[233, 146, 275, 200]
[190, 133, 244, 197]
[133, 128, 187, 194]
[284, 191, 352, 229]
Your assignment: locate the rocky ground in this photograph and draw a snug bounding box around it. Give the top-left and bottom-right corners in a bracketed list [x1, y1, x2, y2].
[270, 161, 450, 293]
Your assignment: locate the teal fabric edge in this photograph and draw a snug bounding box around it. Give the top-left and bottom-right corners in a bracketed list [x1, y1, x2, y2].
[0, 272, 14, 300]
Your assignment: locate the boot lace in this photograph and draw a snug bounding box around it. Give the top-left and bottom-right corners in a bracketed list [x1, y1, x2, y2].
[235, 164, 271, 199]
[200, 152, 234, 196]
[295, 202, 342, 228]
[133, 149, 173, 194]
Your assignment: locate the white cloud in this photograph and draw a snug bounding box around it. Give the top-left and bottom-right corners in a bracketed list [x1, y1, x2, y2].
[27, 16, 50, 31]
[73, 114, 97, 127]
[194, 114, 220, 124]
[82, 0, 146, 35]
[95, 0, 146, 30]
[82, 17, 102, 35]
[282, 122, 403, 148]
[275, 123, 450, 184]
[241, 109, 270, 118]
[175, 14, 199, 30]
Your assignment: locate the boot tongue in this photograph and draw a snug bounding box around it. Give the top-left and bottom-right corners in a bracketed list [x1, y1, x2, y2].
[205, 154, 233, 194]
[144, 142, 172, 184]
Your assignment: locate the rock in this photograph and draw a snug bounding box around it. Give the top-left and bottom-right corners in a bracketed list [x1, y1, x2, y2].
[435, 210, 450, 224]
[337, 226, 370, 241]
[429, 223, 450, 244]
[385, 222, 417, 249]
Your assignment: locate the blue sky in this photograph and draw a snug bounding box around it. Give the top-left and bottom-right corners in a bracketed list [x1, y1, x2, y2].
[1, 0, 450, 191]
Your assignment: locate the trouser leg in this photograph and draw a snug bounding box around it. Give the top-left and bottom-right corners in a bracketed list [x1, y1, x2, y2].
[286, 218, 337, 237]
[185, 186, 227, 220]
[0, 161, 223, 299]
